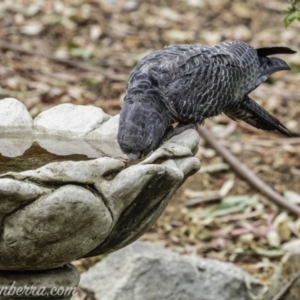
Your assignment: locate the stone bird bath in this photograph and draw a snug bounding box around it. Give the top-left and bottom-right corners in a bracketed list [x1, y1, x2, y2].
[0, 98, 200, 299]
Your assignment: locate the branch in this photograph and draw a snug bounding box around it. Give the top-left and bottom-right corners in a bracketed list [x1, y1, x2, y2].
[271, 269, 300, 300]
[0, 39, 126, 82]
[198, 126, 300, 217]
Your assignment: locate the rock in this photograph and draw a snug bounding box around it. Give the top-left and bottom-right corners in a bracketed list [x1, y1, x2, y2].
[0, 185, 112, 270]
[87, 160, 196, 255]
[0, 134, 33, 157]
[33, 103, 110, 138]
[0, 98, 33, 132]
[9, 157, 125, 183]
[86, 115, 125, 159]
[36, 137, 103, 158]
[0, 98, 200, 271]
[0, 178, 50, 213]
[0, 143, 199, 270]
[141, 129, 200, 164]
[80, 242, 257, 300]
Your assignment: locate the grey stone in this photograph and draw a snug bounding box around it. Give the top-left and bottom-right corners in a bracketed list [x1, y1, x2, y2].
[0, 134, 33, 157]
[0, 98, 33, 132]
[33, 103, 110, 137]
[0, 99, 200, 271]
[0, 185, 112, 270]
[87, 158, 199, 256]
[80, 241, 256, 300]
[85, 115, 126, 159]
[0, 153, 199, 270]
[36, 136, 103, 158]
[0, 178, 50, 214]
[6, 157, 124, 184]
[141, 129, 200, 164]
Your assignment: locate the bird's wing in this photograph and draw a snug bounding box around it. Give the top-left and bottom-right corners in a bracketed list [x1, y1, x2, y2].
[224, 95, 294, 137]
[129, 44, 208, 79]
[163, 44, 254, 123]
[126, 45, 210, 120]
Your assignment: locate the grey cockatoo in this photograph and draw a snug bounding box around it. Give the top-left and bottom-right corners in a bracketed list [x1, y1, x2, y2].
[117, 41, 297, 160]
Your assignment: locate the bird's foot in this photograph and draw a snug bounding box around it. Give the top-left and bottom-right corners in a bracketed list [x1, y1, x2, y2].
[162, 123, 198, 143]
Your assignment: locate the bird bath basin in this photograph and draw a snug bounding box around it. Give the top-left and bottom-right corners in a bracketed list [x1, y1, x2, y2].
[0, 140, 93, 175]
[0, 98, 200, 299]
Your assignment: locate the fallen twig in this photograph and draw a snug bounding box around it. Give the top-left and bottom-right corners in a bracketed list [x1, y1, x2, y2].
[185, 195, 222, 207]
[270, 269, 300, 300]
[0, 39, 127, 82]
[198, 126, 300, 217]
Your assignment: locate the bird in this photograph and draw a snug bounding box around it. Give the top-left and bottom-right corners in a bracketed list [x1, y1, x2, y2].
[117, 41, 297, 161]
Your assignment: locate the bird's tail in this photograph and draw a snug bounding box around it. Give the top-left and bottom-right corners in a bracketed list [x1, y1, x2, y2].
[223, 96, 299, 137]
[256, 47, 296, 57]
[255, 46, 296, 88]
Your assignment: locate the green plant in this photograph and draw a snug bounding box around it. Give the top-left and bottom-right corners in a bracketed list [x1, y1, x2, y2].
[284, 0, 300, 27]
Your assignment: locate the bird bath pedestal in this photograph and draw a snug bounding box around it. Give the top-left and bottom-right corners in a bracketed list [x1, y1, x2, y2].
[0, 98, 200, 299]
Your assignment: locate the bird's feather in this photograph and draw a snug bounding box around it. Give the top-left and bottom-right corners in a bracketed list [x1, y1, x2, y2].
[255, 57, 291, 88]
[256, 47, 296, 57]
[117, 41, 297, 159]
[224, 96, 293, 137]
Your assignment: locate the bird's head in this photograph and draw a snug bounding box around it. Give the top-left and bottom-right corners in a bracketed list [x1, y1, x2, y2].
[117, 95, 170, 161]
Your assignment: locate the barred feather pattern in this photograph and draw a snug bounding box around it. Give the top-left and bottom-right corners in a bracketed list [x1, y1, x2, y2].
[127, 41, 259, 122]
[223, 95, 292, 137]
[118, 40, 295, 158]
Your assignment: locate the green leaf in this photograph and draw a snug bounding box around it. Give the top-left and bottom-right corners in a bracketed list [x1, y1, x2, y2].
[222, 194, 259, 206]
[292, 0, 299, 9]
[195, 195, 259, 218]
[284, 11, 298, 27]
[70, 48, 94, 60]
[252, 247, 284, 258]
